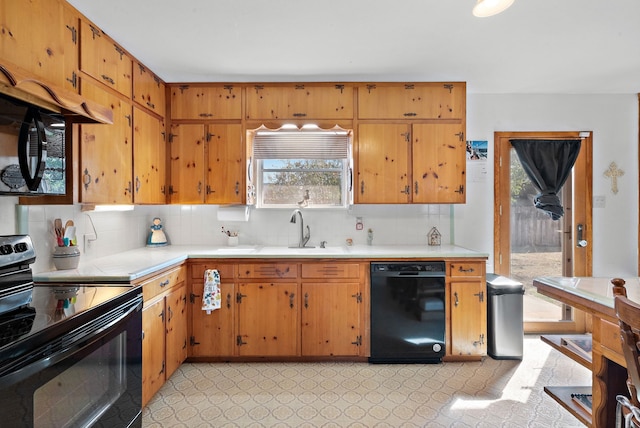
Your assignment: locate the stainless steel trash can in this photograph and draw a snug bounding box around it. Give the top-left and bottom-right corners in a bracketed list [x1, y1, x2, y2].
[487, 273, 524, 360]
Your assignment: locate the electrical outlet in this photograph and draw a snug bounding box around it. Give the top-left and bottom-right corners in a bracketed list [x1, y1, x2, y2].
[84, 233, 97, 252]
[356, 217, 363, 230]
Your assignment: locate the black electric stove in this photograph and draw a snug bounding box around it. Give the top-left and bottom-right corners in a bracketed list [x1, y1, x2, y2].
[0, 235, 143, 428]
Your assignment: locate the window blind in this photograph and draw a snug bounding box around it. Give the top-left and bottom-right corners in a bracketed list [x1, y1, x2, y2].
[253, 132, 350, 160]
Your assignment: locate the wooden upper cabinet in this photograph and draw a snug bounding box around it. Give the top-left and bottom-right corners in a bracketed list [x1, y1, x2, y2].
[169, 123, 205, 204]
[0, 0, 79, 93]
[358, 83, 465, 120]
[205, 124, 244, 204]
[80, 79, 133, 204]
[133, 106, 166, 204]
[245, 84, 354, 120]
[133, 62, 166, 116]
[412, 123, 466, 204]
[170, 84, 241, 120]
[80, 20, 132, 98]
[356, 123, 411, 204]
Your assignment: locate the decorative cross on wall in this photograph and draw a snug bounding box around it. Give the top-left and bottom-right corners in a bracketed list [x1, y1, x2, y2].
[604, 162, 624, 194]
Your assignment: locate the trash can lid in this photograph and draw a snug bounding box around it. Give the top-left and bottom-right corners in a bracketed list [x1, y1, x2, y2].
[486, 273, 523, 289]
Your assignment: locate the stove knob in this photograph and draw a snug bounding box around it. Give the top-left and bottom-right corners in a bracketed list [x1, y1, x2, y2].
[433, 343, 442, 353]
[14, 243, 27, 253]
[0, 244, 13, 255]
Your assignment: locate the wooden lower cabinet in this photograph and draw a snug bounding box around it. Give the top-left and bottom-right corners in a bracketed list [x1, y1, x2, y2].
[301, 282, 361, 356]
[188, 260, 365, 359]
[447, 261, 487, 359]
[140, 265, 187, 406]
[237, 282, 300, 356]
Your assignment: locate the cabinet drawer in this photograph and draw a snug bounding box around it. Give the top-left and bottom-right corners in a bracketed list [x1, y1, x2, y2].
[191, 263, 235, 280]
[448, 262, 483, 277]
[238, 263, 297, 279]
[599, 318, 623, 356]
[301, 263, 360, 279]
[141, 266, 186, 302]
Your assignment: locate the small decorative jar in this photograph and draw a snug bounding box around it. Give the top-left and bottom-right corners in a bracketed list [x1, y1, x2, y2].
[52, 246, 80, 270]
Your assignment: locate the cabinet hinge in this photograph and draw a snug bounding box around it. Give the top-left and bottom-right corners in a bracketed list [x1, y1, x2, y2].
[66, 25, 77, 44]
[253, 84, 264, 93]
[161, 360, 165, 375]
[455, 131, 464, 142]
[294, 84, 305, 90]
[351, 335, 362, 346]
[168, 133, 175, 143]
[159, 309, 165, 322]
[236, 292, 247, 303]
[473, 334, 485, 347]
[454, 185, 464, 194]
[114, 45, 125, 60]
[474, 291, 484, 302]
[335, 84, 345, 93]
[365, 84, 376, 93]
[223, 84, 234, 94]
[89, 24, 101, 39]
[443, 83, 454, 93]
[352, 292, 362, 303]
[404, 84, 414, 90]
[178, 84, 190, 93]
[137, 63, 146, 74]
[190, 336, 200, 346]
[66, 71, 77, 89]
[237, 335, 247, 346]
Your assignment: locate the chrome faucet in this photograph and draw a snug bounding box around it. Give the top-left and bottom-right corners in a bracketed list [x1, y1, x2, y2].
[289, 209, 312, 248]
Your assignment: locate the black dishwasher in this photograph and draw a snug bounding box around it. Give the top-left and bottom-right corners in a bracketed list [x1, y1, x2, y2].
[370, 262, 446, 363]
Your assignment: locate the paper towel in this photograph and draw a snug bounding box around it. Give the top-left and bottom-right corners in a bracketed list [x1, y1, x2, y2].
[217, 206, 250, 222]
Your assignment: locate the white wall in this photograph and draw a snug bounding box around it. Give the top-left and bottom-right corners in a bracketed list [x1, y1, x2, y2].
[458, 93, 638, 277]
[0, 93, 636, 276]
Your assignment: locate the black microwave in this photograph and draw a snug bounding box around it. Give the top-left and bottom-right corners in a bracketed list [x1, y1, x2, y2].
[0, 93, 66, 196]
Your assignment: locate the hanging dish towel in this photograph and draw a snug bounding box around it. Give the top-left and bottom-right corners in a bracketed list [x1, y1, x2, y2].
[202, 269, 221, 314]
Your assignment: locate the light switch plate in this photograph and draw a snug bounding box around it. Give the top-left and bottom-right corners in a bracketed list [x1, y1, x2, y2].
[593, 195, 605, 208]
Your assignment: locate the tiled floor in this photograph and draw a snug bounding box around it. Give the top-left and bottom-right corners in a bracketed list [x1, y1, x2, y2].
[143, 336, 591, 427]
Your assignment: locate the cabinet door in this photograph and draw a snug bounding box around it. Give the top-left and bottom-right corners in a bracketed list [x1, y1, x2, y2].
[237, 282, 299, 356]
[80, 80, 133, 204]
[358, 83, 465, 120]
[170, 84, 241, 119]
[79, 20, 132, 97]
[142, 299, 165, 406]
[246, 84, 354, 120]
[356, 124, 410, 203]
[189, 281, 235, 357]
[205, 124, 244, 204]
[132, 61, 165, 116]
[169, 123, 205, 204]
[133, 106, 166, 204]
[301, 282, 361, 356]
[450, 281, 487, 357]
[412, 123, 466, 203]
[165, 284, 187, 379]
[0, 0, 78, 93]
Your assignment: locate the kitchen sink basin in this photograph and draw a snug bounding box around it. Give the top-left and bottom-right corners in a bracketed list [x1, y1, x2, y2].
[257, 246, 347, 255]
[212, 246, 257, 254]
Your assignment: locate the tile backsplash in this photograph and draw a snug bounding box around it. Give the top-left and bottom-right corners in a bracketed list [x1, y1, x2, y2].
[24, 204, 452, 273]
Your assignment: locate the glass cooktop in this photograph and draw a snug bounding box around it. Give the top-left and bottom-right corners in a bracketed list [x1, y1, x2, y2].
[0, 285, 139, 355]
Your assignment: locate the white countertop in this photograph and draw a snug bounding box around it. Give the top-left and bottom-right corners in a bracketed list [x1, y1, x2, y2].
[34, 244, 488, 284]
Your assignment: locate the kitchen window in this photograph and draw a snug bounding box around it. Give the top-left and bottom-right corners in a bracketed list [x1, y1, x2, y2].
[251, 125, 353, 209]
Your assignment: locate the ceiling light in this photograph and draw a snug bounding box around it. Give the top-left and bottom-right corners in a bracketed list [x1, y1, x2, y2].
[472, 0, 514, 17]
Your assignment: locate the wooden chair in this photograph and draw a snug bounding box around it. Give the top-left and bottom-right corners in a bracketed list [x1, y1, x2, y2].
[612, 278, 640, 427]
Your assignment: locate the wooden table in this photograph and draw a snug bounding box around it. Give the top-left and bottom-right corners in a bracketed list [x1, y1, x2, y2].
[533, 276, 638, 427]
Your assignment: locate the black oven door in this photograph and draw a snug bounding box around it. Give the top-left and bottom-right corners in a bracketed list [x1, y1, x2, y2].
[0, 294, 143, 428]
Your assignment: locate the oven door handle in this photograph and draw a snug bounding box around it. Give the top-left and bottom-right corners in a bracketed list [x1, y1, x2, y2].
[1, 298, 142, 384]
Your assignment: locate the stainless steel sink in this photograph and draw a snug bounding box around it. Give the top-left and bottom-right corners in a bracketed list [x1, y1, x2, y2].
[257, 246, 346, 255]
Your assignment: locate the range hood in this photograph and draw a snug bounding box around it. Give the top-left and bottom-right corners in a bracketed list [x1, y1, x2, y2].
[0, 62, 112, 125]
